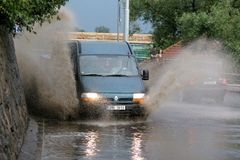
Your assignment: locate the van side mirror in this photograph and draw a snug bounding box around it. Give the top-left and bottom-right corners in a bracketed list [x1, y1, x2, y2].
[142, 70, 149, 80]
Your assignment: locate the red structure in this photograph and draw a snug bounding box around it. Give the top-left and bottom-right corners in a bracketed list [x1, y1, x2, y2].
[162, 41, 182, 58]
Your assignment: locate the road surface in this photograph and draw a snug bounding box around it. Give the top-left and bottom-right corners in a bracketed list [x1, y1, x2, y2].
[20, 91, 240, 160]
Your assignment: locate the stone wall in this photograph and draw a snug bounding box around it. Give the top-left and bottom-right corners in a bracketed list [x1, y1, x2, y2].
[0, 27, 28, 160]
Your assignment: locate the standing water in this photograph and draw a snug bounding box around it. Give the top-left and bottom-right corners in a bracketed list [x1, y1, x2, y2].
[14, 7, 240, 160]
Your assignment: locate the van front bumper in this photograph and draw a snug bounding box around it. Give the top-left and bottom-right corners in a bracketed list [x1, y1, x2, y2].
[79, 101, 147, 117]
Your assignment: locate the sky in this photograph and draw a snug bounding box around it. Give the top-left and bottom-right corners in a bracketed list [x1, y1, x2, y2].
[66, 0, 119, 32]
[66, 0, 151, 33]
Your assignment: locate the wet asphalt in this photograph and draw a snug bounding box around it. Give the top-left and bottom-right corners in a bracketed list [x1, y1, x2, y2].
[20, 91, 240, 160]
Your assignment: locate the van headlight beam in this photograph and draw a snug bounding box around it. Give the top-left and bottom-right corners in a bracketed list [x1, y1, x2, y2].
[133, 93, 145, 103]
[81, 93, 100, 101]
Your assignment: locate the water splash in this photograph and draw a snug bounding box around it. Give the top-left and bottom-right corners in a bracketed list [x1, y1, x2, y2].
[143, 38, 233, 113]
[15, 8, 79, 120]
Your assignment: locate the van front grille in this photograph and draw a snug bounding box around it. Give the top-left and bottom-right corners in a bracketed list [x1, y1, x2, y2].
[106, 97, 132, 102]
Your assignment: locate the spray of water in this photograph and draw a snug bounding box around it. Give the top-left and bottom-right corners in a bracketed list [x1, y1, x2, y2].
[143, 38, 233, 113]
[15, 8, 79, 120]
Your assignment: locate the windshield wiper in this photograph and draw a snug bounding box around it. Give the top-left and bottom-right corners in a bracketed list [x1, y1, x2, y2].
[105, 74, 129, 77]
[82, 73, 130, 77]
[82, 73, 105, 76]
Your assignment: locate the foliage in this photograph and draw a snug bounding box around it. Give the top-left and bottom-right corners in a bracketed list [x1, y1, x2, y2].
[130, 0, 218, 48]
[178, 0, 240, 62]
[95, 26, 110, 33]
[130, 0, 240, 63]
[74, 27, 85, 32]
[178, 12, 211, 40]
[129, 21, 141, 35]
[0, 0, 68, 33]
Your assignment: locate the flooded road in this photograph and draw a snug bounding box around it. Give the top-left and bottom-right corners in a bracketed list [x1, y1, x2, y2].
[31, 91, 240, 160]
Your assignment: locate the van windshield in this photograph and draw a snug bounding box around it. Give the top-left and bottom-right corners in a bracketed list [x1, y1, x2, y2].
[79, 55, 139, 76]
[80, 41, 130, 55]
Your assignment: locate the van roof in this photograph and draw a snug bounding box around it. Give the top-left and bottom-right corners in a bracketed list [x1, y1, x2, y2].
[77, 40, 132, 55]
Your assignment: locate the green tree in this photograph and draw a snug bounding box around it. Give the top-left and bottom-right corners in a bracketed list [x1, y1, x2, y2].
[0, 0, 68, 33]
[129, 21, 141, 35]
[130, 0, 218, 48]
[178, 0, 240, 63]
[74, 27, 85, 32]
[95, 25, 110, 33]
[130, 0, 240, 64]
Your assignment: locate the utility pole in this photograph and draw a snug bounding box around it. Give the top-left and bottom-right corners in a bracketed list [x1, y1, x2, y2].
[117, 0, 121, 41]
[123, 0, 129, 41]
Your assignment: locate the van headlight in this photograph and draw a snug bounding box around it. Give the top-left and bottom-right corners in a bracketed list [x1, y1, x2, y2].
[133, 93, 145, 103]
[81, 93, 100, 101]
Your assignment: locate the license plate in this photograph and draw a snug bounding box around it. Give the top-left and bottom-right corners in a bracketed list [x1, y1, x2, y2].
[106, 105, 126, 111]
[203, 81, 217, 85]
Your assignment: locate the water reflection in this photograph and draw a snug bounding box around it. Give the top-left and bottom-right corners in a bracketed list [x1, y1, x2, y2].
[131, 132, 144, 160]
[84, 131, 99, 157]
[36, 107, 240, 160]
